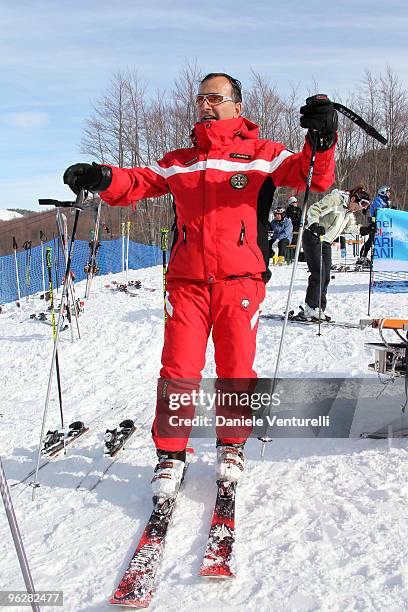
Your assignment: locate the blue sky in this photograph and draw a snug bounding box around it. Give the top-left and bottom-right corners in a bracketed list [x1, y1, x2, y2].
[1, 0, 407, 210]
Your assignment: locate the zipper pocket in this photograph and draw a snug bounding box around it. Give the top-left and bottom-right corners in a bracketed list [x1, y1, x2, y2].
[239, 221, 245, 245]
[169, 224, 187, 264]
[238, 221, 261, 262]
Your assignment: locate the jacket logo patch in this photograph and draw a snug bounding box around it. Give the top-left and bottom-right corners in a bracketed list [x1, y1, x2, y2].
[230, 173, 249, 189]
[241, 299, 250, 309]
[230, 153, 252, 160]
[184, 156, 198, 165]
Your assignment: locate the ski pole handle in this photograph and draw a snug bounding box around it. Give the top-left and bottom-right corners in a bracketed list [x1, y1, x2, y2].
[160, 228, 169, 252]
[160, 228, 169, 324]
[45, 246, 52, 269]
[38, 199, 76, 208]
[12, 236, 17, 250]
[38, 189, 86, 210]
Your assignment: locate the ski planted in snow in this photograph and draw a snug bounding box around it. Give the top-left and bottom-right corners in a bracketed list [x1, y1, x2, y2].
[76, 419, 138, 491]
[199, 480, 237, 578]
[110, 449, 193, 608]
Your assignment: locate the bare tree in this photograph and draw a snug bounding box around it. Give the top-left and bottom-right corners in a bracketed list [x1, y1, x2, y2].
[280, 84, 304, 152]
[81, 73, 131, 167]
[245, 70, 285, 140]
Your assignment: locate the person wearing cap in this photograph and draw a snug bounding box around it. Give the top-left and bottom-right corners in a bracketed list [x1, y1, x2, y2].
[300, 186, 370, 320]
[285, 196, 301, 239]
[360, 185, 391, 259]
[269, 207, 293, 264]
[62, 72, 338, 498]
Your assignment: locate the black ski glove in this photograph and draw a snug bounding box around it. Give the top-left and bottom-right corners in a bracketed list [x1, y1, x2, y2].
[63, 162, 112, 195]
[308, 223, 326, 237]
[300, 94, 338, 151]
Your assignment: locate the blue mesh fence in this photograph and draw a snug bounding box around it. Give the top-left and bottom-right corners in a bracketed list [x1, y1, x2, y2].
[373, 271, 408, 293]
[0, 238, 163, 305]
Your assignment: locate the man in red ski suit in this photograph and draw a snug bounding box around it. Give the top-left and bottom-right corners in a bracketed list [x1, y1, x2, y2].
[64, 73, 337, 497]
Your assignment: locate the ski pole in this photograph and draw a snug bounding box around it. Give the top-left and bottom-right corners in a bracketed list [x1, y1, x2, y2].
[85, 199, 102, 299]
[259, 103, 387, 458]
[32, 191, 84, 499]
[59, 212, 74, 344]
[125, 220, 131, 282]
[23, 241, 32, 301]
[12, 236, 21, 307]
[40, 230, 46, 298]
[318, 235, 324, 337]
[56, 210, 81, 341]
[160, 228, 169, 323]
[367, 217, 376, 316]
[0, 457, 40, 612]
[52, 233, 59, 298]
[259, 132, 318, 457]
[121, 222, 125, 274]
[46, 246, 65, 445]
[344, 234, 347, 267]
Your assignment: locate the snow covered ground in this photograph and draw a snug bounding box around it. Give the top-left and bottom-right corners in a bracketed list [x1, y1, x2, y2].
[1, 262, 408, 611]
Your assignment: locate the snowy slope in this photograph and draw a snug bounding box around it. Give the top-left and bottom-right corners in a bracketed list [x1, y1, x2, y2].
[0, 209, 23, 221]
[1, 264, 408, 612]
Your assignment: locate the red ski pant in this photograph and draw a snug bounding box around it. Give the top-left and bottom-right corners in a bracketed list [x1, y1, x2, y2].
[152, 277, 266, 451]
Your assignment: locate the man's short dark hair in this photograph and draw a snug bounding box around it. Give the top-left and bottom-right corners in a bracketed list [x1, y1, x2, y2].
[200, 73, 242, 103]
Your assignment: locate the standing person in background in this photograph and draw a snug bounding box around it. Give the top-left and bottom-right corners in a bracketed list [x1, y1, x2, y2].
[63, 73, 338, 499]
[359, 185, 391, 260]
[285, 195, 301, 245]
[268, 207, 293, 265]
[299, 186, 370, 321]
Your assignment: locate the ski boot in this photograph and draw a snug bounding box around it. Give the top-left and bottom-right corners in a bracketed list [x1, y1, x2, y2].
[298, 304, 331, 322]
[216, 441, 245, 482]
[277, 255, 285, 266]
[151, 449, 186, 500]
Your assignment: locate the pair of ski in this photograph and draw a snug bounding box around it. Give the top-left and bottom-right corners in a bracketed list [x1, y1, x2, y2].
[111, 451, 236, 608]
[105, 280, 156, 296]
[261, 310, 361, 330]
[331, 264, 370, 273]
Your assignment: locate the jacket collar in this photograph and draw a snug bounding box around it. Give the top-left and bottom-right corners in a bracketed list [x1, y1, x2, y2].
[191, 116, 259, 151]
[333, 189, 350, 209]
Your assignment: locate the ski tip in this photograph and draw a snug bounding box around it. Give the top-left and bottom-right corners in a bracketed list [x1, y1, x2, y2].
[110, 597, 150, 608]
[199, 566, 235, 579]
[110, 587, 152, 608]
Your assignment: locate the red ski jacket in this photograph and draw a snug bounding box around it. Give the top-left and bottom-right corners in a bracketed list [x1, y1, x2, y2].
[101, 116, 336, 282]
